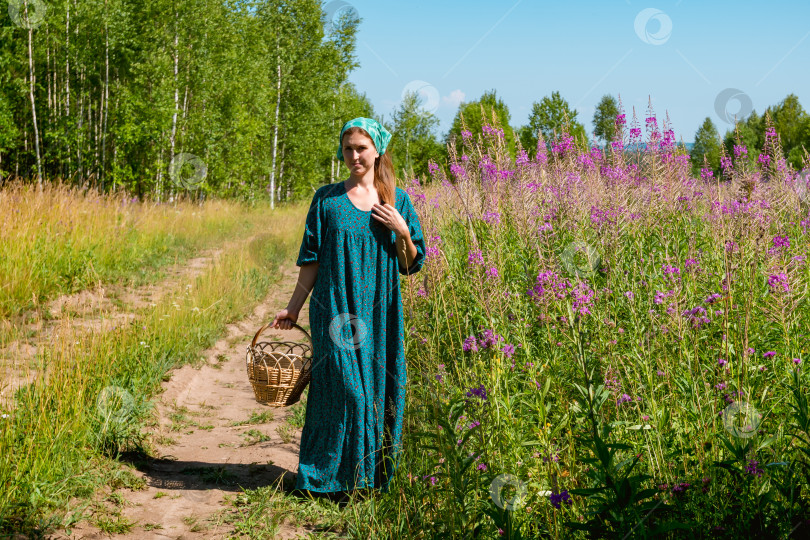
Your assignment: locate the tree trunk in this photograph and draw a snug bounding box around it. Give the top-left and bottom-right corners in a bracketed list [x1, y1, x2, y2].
[269, 53, 281, 211]
[77, 69, 84, 182]
[169, 7, 179, 165]
[65, 0, 71, 177]
[101, 0, 110, 191]
[27, 18, 43, 189]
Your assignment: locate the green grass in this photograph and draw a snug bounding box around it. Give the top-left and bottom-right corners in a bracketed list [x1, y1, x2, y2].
[0, 181, 286, 323]
[0, 194, 307, 535]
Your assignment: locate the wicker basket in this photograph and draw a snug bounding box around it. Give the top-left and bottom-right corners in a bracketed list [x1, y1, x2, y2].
[246, 321, 313, 407]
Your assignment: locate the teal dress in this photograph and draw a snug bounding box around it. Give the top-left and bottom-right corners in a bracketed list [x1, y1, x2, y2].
[294, 181, 426, 493]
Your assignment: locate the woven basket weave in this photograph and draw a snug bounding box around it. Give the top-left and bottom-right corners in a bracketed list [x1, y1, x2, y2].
[245, 321, 313, 407]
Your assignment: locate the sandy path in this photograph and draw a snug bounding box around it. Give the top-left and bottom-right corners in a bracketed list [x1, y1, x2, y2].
[53, 263, 311, 539]
[1, 237, 255, 403]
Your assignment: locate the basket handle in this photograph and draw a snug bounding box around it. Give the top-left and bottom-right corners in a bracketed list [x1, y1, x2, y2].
[250, 320, 312, 349]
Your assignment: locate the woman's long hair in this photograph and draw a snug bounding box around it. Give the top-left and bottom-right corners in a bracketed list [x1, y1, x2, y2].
[342, 126, 397, 206]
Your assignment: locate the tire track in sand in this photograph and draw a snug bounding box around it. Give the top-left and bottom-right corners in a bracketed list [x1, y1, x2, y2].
[55, 263, 311, 539]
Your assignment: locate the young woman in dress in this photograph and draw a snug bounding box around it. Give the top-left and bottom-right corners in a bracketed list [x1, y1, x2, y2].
[270, 117, 426, 495]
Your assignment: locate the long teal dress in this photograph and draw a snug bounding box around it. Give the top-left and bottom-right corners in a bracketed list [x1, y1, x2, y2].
[294, 180, 426, 493]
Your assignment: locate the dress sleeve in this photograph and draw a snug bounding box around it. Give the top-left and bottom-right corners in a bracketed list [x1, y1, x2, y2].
[296, 189, 325, 267]
[397, 191, 426, 276]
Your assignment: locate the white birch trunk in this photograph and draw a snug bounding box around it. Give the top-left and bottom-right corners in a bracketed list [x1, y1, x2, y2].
[269, 57, 281, 211]
[26, 1, 43, 189]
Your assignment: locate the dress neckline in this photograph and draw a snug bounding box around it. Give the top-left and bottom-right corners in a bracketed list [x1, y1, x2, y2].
[341, 181, 377, 213]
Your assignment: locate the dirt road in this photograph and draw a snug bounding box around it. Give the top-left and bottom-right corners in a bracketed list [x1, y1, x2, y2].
[54, 263, 311, 539]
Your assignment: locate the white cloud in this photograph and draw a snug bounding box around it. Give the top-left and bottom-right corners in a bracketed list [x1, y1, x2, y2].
[442, 89, 465, 108]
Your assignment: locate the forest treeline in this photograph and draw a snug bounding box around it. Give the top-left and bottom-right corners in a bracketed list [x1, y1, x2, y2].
[0, 0, 374, 203]
[2, 0, 807, 203]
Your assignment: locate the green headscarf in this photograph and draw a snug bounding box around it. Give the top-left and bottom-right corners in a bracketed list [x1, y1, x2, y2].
[337, 117, 392, 162]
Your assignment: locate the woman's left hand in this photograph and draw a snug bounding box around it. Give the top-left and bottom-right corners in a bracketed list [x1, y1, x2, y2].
[371, 203, 409, 239]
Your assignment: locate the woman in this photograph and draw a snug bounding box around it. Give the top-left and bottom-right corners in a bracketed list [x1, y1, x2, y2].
[270, 117, 426, 495]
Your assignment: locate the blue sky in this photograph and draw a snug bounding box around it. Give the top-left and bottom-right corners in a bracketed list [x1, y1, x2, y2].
[338, 0, 810, 143]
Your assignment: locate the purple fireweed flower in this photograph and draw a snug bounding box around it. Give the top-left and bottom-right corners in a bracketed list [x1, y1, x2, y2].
[773, 235, 790, 249]
[571, 282, 596, 315]
[549, 490, 572, 509]
[682, 306, 711, 329]
[478, 329, 503, 349]
[733, 145, 748, 159]
[461, 130, 472, 140]
[501, 343, 516, 359]
[466, 384, 488, 401]
[516, 149, 530, 166]
[467, 249, 485, 266]
[449, 163, 466, 180]
[705, 293, 722, 304]
[616, 393, 633, 405]
[745, 460, 764, 477]
[486, 266, 499, 279]
[476, 463, 487, 471]
[482, 211, 501, 226]
[604, 369, 621, 394]
[767, 273, 790, 293]
[662, 264, 681, 278]
[528, 271, 570, 303]
[653, 290, 675, 305]
[672, 482, 691, 493]
[758, 153, 771, 166]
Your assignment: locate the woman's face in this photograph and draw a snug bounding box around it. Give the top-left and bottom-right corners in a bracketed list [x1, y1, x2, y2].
[342, 131, 378, 177]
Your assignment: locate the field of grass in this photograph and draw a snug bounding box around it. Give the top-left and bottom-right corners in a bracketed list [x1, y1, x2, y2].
[369, 115, 810, 538]
[225, 113, 810, 538]
[2, 109, 810, 538]
[0, 186, 306, 533]
[0, 181, 275, 323]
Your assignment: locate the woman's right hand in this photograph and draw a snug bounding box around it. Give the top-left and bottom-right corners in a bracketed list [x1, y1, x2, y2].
[271, 307, 298, 330]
